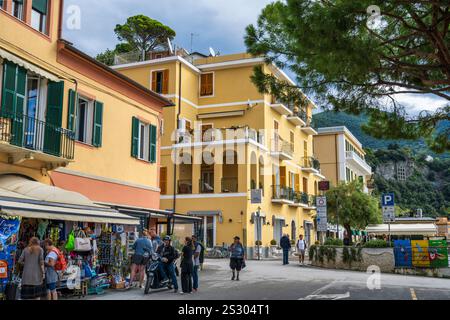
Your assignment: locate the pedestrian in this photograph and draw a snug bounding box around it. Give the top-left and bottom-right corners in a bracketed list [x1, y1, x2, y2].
[180, 237, 194, 294]
[191, 235, 202, 292]
[18, 237, 45, 300]
[130, 230, 153, 289]
[43, 239, 59, 300]
[296, 234, 307, 265]
[229, 236, 245, 281]
[149, 227, 162, 252]
[280, 234, 291, 265]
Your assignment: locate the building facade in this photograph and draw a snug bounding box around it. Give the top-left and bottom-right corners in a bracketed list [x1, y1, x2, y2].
[0, 0, 183, 227]
[313, 126, 372, 193]
[114, 51, 325, 254]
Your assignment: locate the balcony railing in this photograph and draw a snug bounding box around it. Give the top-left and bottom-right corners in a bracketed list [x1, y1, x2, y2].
[294, 192, 316, 207]
[272, 185, 294, 201]
[271, 137, 294, 157]
[301, 157, 321, 170]
[199, 178, 214, 194]
[178, 180, 193, 194]
[221, 177, 238, 193]
[0, 111, 75, 160]
[178, 127, 264, 145]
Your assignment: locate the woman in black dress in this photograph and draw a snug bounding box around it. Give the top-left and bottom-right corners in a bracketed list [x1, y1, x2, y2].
[180, 237, 194, 294]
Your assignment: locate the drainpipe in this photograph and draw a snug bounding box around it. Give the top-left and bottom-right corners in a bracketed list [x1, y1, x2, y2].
[171, 60, 182, 233]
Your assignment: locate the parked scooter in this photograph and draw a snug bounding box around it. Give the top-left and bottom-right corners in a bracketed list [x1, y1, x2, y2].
[144, 254, 173, 294]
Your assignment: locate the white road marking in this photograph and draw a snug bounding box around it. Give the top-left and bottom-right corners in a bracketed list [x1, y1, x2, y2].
[301, 292, 351, 300]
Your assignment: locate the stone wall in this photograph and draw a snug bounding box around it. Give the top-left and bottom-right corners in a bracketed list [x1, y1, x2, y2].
[310, 247, 395, 273]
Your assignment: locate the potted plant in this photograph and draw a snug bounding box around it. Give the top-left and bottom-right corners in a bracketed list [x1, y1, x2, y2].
[270, 239, 278, 256]
[254, 240, 263, 259]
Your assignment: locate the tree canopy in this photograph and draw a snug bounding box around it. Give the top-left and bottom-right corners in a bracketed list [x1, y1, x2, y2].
[325, 181, 381, 242]
[245, 0, 450, 153]
[114, 15, 176, 56]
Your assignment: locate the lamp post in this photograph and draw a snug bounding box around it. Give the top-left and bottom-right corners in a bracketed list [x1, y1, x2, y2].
[256, 207, 262, 261]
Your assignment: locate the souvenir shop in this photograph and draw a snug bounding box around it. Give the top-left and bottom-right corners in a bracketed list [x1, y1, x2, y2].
[0, 201, 140, 300]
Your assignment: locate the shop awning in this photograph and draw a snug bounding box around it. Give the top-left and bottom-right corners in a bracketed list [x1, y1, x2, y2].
[366, 224, 438, 236]
[0, 175, 139, 225]
[188, 210, 222, 217]
[0, 47, 60, 82]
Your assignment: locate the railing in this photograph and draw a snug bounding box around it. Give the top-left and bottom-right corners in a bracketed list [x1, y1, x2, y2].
[345, 151, 372, 173]
[302, 156, 321, 170]
[271, 137, 294, 157]
[272, 185, 294, 201]
[177, 180, 193, 194]
[221, 177, 238, 193]
[199, 178, 214, 193]
[0, 111, 75, 160]
[179, 127, 264, 145]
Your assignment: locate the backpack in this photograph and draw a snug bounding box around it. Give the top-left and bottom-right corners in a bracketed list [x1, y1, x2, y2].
[198, 242, 205, 264]
[51, 248, 67, 272]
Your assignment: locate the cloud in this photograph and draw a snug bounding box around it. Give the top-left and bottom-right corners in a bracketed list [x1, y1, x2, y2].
[62, 0, 272, 57]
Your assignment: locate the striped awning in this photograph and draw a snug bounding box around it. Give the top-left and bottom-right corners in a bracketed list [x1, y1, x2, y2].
[0, 47, 60, 82]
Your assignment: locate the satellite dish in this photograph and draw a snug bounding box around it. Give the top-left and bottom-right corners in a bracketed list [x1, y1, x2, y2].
[209, 47, 216, 57]
[167, 38, 174, 55]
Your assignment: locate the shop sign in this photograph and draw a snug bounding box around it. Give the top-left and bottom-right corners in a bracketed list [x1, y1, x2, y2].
[251, 189, 262, 204]
[316, 196, 327, 232]
[318, 181, 330, 191]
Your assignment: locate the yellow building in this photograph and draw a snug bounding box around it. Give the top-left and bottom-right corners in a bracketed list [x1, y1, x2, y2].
[114, 49, 325, 254]
[0, 0, 196, 228]
[313, 127, 372, 193]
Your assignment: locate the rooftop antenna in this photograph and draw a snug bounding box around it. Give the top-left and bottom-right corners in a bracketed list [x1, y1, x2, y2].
[209, 47, 217, 57]
[167, 38, 174, 55]
[190, 33, 199, 54]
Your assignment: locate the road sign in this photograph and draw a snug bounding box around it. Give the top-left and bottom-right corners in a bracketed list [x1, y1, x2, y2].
[382, 206, 395, 222]
[381, 193, 395, 207]
[316, 196, 328, 232]
[251, 189, 262, 204]
[318, 181, 330, 191]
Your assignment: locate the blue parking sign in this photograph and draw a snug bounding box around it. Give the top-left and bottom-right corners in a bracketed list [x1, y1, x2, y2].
[381, 193, 395, 206]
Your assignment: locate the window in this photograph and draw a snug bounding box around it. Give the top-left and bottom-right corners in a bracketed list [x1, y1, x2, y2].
[200, 72, 214, 97]
[151, 70, 169, 94]
[12, 0, 24, 20]
[31, 0, 48, 34]
[302, 177, 308, 193]
[131, 117, 157, 163]
[0, 1, 4, 10]
[74, 96, 103, 147]
[290, 131, 295, 152]
[397, 165, 406, 181]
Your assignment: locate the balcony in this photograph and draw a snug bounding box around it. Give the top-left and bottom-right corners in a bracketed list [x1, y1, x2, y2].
[221, 177, 238, 193]
[0, 112, 75, 167]
[271, 185, 294, 204]
[270, 101, 293, 116]
[178, 180, 193, 194]
[178, 127, 264, 146]
[345, 151, 372, 175]
[300, 115, 318, 135]
[270, 137, 294, 161]
[286, 109, 307, 127]
[199, 178, 214, 194]
[301, 157, 321, 174]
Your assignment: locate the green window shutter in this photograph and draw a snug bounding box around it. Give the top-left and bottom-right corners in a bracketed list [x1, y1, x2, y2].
[32, 0, 48, 14]
[67, 89, 77, 132]
[43, 81, 64, 156]
[149, 124, 157, 163]
[131, 117, 139, 158]
[1, 61, 26, 117]
[92, 101, 103, 147]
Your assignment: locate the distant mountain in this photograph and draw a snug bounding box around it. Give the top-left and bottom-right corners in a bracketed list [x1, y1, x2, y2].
[312, 111, 449, 158]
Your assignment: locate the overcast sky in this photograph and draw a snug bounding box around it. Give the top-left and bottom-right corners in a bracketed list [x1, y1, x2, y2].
[61, 0, 446, 115]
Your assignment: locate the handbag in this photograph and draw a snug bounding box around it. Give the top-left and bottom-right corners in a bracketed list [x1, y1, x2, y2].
[74, 230, 92, 252]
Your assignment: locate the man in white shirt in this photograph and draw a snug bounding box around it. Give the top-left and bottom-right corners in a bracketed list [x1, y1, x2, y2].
[296, 234, 307, 265]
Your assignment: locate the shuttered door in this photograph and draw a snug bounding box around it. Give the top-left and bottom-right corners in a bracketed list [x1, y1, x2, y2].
[131, 117, 139, 158]
[2, 62, 27, 146]
[43, 81, 64, 156]
[280, 166, 286, 186]
[160, 167, 167, 195]
[149, 124, 157, 163]
[92, 101, 103, 147]
[67, 89, 77, 132]
[162, 70, 169, 94]
[295, 174, 300, 192]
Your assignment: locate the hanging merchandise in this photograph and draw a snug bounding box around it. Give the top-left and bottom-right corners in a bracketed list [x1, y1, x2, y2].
[37, 220, 49, 239]
[98, 230, 112, 265]
[49, 226, 61, 244]
[65, 230, 75, 252]
[74, 229, 92, 252]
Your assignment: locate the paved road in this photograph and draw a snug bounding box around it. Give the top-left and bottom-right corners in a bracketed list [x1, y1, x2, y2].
[83, 260, 450, 300]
